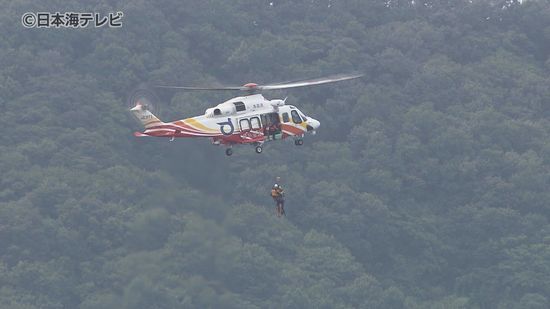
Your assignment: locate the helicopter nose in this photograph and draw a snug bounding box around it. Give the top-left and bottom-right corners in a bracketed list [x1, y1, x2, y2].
[307, 118, 320, 132]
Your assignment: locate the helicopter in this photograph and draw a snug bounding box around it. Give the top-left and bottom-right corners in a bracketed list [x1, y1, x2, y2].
[129, 73, 362, 156]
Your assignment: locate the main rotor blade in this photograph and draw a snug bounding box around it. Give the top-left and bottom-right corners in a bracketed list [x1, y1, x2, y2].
[258, 73, 363, 90]
[154, 73, 363, 92]
[154, 85, 245, 91]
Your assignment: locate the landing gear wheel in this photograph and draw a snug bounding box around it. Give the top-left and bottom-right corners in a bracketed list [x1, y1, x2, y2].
[294, 139, 303, 146]
[225, 148, 233, 156]
[255, 145, 263, 154]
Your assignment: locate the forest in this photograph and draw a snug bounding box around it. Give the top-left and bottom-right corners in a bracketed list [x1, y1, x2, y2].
[1, 0, 550, 308]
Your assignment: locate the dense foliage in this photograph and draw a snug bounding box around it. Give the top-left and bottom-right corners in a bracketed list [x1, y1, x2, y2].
[1, 0, 550, 308]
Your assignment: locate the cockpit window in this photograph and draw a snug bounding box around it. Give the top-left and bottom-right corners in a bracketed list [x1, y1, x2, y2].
[291, 110, 302, 124]
[282, 112, 289, 123]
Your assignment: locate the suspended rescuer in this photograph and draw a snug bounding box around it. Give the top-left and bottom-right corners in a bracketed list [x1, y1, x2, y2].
[271, 176, 285, 217]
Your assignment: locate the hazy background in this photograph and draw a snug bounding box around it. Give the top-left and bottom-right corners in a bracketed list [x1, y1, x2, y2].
[1, 0, 550, 308]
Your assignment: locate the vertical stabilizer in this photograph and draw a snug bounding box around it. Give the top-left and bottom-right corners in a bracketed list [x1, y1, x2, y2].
[130, 101, 163, 128]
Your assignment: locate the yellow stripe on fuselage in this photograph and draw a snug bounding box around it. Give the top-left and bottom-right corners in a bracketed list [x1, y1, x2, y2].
[184, 118, 218, 133]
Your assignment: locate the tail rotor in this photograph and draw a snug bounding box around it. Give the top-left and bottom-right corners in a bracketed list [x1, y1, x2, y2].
[128, 86, 164, 128]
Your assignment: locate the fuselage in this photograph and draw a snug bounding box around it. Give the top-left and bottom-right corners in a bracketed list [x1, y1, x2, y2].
[138, 94, 320, 145]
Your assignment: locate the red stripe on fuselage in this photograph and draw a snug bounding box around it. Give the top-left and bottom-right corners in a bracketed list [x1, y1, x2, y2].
[145, 122, 221, 137]
[281, 124, 304, 136]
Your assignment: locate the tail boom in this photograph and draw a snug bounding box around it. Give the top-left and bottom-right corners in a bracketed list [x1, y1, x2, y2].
[134, 122, 222, 138]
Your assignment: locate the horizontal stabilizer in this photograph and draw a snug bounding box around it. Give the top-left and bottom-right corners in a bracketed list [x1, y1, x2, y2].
[134, 132, 149, 137]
